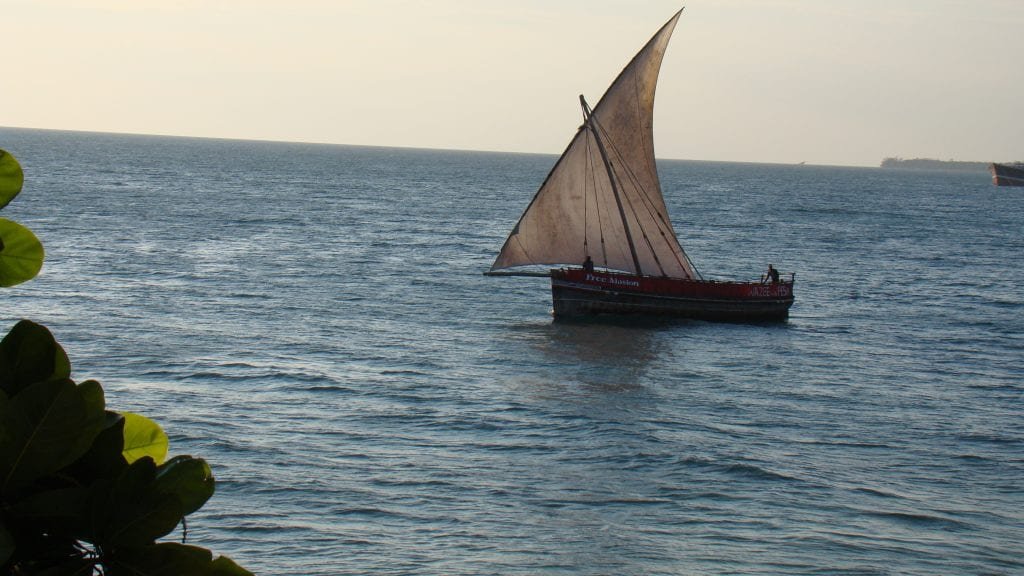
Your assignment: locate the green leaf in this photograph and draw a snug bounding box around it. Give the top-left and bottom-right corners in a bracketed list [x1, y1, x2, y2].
[0, 320, 71, 397]
[9, 486, 89, 518]
[0, 518, 13, 566]
[8, 486, 91, 538]
[108, 543, 252, 576]
[122, 412, 169, 465]
[79, 379, 105, 417]
[92, 458, 184, 547]
[107, 543, 211, 575]
[0, 379, 106, 493]
[67, 410, 128, 481]
[155, 455, 215, 516]
[0, 149, 23, 210]
[209, 554, 255, 576]
[0, 218, 44, 288]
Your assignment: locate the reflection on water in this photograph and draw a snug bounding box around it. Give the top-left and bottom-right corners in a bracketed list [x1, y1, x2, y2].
[546, 320, 662, 360]
[509, 319, 667, 399]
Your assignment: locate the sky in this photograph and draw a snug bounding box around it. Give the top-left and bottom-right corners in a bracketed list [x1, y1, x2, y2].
[2, 0, 1022, 166]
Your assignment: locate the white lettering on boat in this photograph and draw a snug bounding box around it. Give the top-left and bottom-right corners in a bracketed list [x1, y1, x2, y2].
[585, 273, 640, 288]
[749, 285, 789, 297]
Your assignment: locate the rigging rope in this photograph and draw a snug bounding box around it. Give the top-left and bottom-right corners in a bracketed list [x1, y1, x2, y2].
[591, 116, 667, 276]
[582, 122, 590, 258]
[585, 132, 610, 268]
[591, 114, 697, 278]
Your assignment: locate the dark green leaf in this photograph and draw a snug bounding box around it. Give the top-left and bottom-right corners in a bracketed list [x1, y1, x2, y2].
[108, 542, 210, 575]
[9, 486, 89, 520]
[8, 486, 91, 539]
[0, 149, 23, 210]
[108, 542, 255, 576]
[208, 555, 255, 576]
[79, 379, 105, 418]
[0, 320, 71, 397]
[0, 518, 13, 565]
[92, 458, 184, 547]
[0, 390, 9, 465]
[155, 455, 215, 516]
[67, 410, 127, 481]
[0, 218, 44, 287]
[122, 411, 168, 464]
[0, 379, 106, 493]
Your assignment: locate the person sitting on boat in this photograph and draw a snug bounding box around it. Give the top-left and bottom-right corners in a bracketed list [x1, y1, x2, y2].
[763, 264, 780, 284]
[582, 255, 595, 272]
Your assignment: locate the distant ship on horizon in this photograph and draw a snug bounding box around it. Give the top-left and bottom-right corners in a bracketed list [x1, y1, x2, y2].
[989, 162, 1024, 187]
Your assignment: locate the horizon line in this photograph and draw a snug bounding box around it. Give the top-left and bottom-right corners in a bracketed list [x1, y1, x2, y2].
[2, 124, 893, 169]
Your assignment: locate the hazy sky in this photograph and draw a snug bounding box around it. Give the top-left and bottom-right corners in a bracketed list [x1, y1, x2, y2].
[3, 0, 1021, 166]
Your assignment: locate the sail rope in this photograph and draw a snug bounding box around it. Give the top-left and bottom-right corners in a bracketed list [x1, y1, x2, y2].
[510, 228, 538, 268]
[591, 113, 696, 278]
[582, 116, 590, 259]
[624, 67, 698, 277]
[584, 132, 610, 268]
[583, 127, 609, 268]
[590, 115, 670, 276]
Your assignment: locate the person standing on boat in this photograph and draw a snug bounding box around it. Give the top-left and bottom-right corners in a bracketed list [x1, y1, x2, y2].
[583, 255, 595, 272]
[763, 264, 780, 284]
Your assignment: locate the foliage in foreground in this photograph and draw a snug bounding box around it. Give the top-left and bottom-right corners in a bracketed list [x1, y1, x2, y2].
[0, 149, 251, 574]
[0, 149, 43, 288]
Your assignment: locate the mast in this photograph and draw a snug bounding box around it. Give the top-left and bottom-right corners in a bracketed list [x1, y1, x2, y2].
[488, 9, 695, 280]
[579, 95, 643, 276]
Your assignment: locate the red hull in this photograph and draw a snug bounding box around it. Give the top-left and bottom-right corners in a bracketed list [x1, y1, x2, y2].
[551, 269, 794, 321]
[990, 163, 1024, 187]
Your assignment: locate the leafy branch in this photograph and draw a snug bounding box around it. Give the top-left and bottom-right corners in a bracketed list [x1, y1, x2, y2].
[0, 149, 251, 574]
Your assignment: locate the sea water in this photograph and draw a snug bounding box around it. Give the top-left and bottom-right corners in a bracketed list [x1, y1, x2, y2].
[2, 127, 1021, 575]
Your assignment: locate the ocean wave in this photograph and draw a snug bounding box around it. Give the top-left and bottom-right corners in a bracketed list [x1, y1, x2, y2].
[860, 509, 973, 531]
[674, 456, 804, 483]
[6, 128, 1022, 575]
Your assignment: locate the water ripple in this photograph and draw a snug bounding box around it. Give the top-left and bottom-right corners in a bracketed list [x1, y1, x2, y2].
[2, 129, 1021, 575]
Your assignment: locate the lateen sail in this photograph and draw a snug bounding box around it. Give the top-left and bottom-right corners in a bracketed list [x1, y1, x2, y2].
[490, 10, 695, 279]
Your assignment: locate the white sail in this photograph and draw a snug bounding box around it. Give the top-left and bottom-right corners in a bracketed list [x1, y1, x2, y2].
[490, 10, 695, 279]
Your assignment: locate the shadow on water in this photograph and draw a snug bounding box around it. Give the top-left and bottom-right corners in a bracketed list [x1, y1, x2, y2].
[543, 319, 663, 363]
[493, 319, 654, 395]
[502, 312, 808, 401]
[506, 314, 797, 367]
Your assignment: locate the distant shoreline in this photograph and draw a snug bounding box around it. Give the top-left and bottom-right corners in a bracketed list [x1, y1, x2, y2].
[1, 126, 1015, 170]
[880, 157, 1016, 171]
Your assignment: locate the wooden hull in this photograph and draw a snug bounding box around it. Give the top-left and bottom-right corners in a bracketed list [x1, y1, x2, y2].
[990, 163, 1024, 187]
[550, 269, 794, 322]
